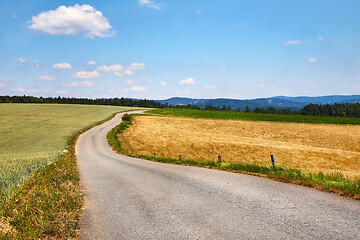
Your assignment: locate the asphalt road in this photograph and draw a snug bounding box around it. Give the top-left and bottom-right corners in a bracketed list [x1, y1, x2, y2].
[76, 111, 360, 239]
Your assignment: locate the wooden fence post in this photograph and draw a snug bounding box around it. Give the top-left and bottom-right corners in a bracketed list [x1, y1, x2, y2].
[271, 154, 275, 167]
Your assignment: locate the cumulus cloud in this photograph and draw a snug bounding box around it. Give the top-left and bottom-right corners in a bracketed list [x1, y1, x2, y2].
[179, 77, 196, 85]
[33, 60, 43, 68]
[204, 85, 215, 89]
[28, 89, 52, 94]
[124, 80, 136, 85]
[114, 72, 124, 77]
[39, 75, 56, 81]
[318, 35, 327, 42]
[127, 62, 145, 71]
[308, 57, 318, 63]
[283, 40, 302, 46]
[97, 64, 123, 72]
[53, 62, 72, 69]
[159, 81, 166, 86]
[130, 86, 147, 92]
[97, 63, 145, 77]
[72, 70, 100, 79]
[87, 60, 97, 65]
[62, 80, 95, 87]
[12, 87, 26, 92]
[28, 4, 115, 39]
[137, 0, 163, 10]
[14, 57, 27, 63]
[124, 70, 135, 75]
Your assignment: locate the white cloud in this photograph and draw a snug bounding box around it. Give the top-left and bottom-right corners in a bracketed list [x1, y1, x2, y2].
[308, 57, 318, 63]
[130, 86, 147, 92]
[204, 85, 216, 89]
[87, 60, 97, 65]
[28, 4, 115, 39]
[318, 35, 327, 42]
[97, 64, 123, 72]
[159, 81, 166, 86]
[0, 83, 4, 88]
[33, 60, 42, 68]
[124, 80, 136, 85]
[137, 0, 163, 10]
[72, 70, 100, 79]
[283, 40, 302, 46]
[114, 72, 124, 77]
[56, 90, 69, 95]
[14, 57, 27, 63]
[127, 62, 145, 71]
[53, 62, 72, 69]
[353, 85, 360, 89]
[124, 70, 135, 75]
[220, 69, 227, 73]
[28, 89, 52, 94]
[179, 77, 196, 85]
[39, 75, 56, 81]
[62, 80, 95, 87]
[12, 87, 26, 92]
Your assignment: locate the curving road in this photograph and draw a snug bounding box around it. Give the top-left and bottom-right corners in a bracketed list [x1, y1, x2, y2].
[76, 111, 360, 239]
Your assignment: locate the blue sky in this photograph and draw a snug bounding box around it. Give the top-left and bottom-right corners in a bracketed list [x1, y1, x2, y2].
[0, 0, 359, 100]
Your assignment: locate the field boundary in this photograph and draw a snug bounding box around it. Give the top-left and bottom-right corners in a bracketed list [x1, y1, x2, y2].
[148, 108, 360, 125]
[108, 114, 360, 200]
[0, 110, 140, 239]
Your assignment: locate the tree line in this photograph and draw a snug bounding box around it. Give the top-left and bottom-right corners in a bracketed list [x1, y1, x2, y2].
[1, 95, 359, 118]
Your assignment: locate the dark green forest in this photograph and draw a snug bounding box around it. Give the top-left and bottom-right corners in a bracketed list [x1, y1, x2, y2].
[1, 95, 360, 118]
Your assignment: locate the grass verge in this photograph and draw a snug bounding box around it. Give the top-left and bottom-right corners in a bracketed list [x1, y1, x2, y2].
[149, 108, 360, 125]
[0, 111, 130, 239]
[108, 114, 360, 200]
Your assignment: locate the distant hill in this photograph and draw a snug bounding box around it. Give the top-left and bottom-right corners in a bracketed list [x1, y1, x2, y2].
[155, 95, 360, 110]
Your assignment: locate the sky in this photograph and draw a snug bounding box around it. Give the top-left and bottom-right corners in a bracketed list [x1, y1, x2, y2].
[0, 0, 359, 100]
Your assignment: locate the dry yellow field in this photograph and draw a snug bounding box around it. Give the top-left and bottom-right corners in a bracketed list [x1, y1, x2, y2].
[119, 115, 360, 179]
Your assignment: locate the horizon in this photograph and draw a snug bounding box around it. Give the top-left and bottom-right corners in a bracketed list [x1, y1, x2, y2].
[1, 1, 359, 99]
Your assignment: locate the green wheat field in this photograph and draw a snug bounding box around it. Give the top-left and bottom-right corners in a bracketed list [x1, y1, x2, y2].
[0, 104, 135, 197]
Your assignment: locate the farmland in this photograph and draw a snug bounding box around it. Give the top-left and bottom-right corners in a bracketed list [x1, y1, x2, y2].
[119, 115, 360, 180]
[149, 108, 360, 125]
[0, 103, 136, 197]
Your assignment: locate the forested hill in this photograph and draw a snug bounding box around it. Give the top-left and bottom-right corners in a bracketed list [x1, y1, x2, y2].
[1, 95, 360, 118]
[156, 95, 360, 111]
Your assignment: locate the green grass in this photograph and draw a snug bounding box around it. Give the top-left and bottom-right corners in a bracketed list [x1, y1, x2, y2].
[0, 104, 141, 238]
[108, 113, 360, 200]
[149, 108, 360, 125]
[0, 104, 138, 199]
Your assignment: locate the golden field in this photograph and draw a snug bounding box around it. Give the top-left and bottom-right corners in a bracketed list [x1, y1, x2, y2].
[119, 115, 360, 179]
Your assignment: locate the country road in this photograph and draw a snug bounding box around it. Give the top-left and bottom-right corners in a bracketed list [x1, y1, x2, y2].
[76, 111, 360, 239]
